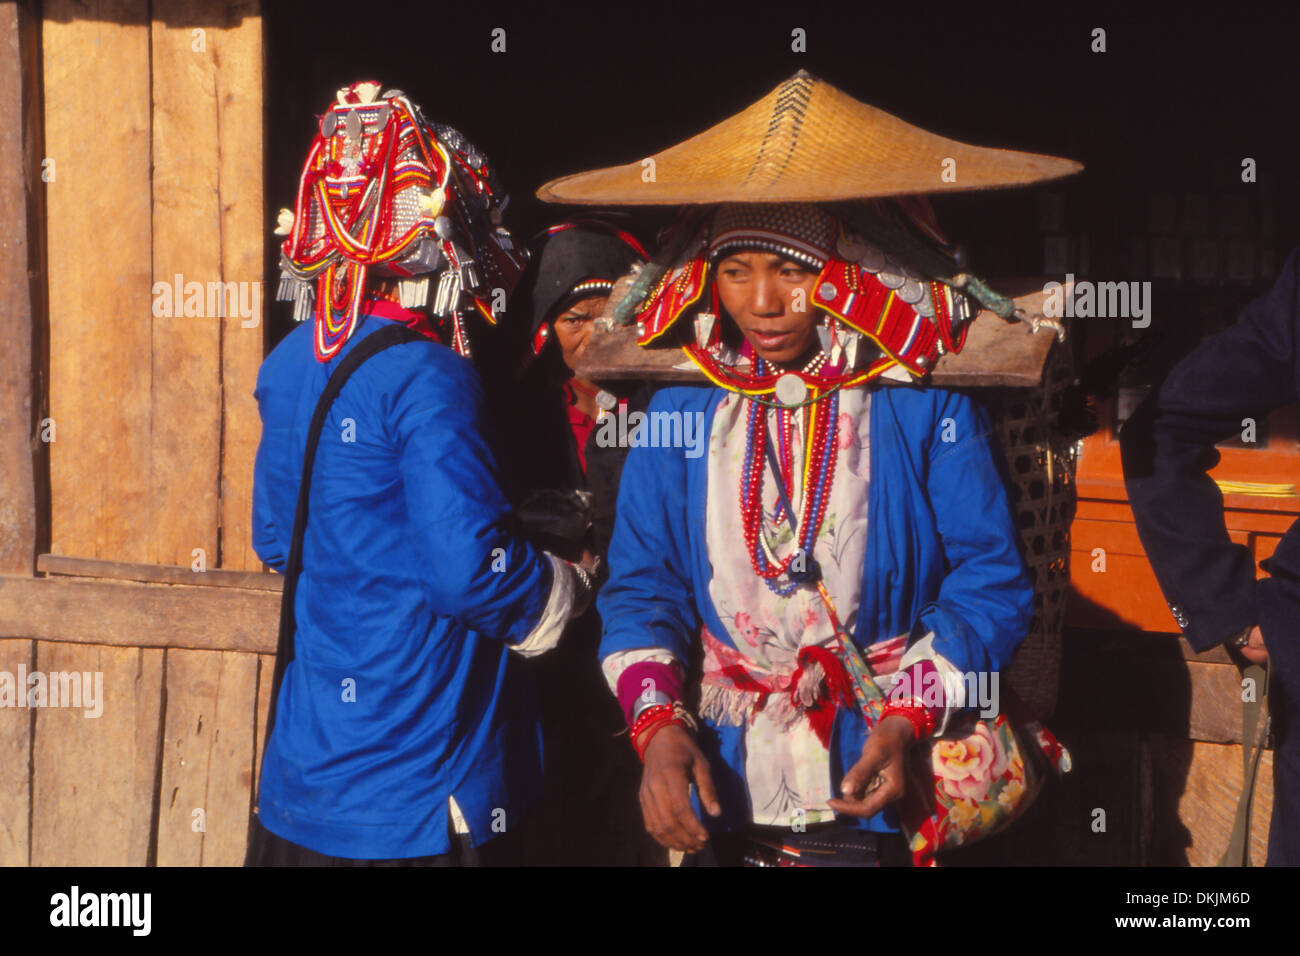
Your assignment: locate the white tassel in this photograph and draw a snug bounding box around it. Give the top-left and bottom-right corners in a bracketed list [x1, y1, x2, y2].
[699, 684, 758, 728]
[292, 286, 314, 323]
[273, 207, 295, 236]
[398, 277, 430, 310]
[795, 659, 825, 709]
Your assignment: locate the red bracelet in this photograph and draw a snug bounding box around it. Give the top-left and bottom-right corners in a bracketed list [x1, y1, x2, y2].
[631, 702, 697, 762]
[880, 700, 937, 741]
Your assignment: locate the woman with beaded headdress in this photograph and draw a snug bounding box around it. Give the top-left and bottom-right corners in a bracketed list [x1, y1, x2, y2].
[247, 81, 594, 866]
[538, 71, 1080, 865]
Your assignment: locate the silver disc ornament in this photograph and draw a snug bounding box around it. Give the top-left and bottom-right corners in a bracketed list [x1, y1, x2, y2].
[775, 373, 808, 407]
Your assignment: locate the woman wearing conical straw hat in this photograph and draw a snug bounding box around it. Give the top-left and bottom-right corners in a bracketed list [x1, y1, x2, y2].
[539, 71, 1079, 866]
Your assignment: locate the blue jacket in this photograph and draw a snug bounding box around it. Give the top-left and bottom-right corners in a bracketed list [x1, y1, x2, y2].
[252, 314, 553, 858]
[598, 383, 1035, 833]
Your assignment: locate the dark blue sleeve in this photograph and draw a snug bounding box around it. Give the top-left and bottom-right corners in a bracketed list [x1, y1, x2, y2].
[917, 389, 1036, 676]
[394, 353, 553, 645]
[1121, 250, 1300, 651]
[597, 390, 701, 664]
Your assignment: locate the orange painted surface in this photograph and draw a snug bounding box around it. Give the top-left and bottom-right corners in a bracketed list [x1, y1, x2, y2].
[1070, 376, 1298, 633]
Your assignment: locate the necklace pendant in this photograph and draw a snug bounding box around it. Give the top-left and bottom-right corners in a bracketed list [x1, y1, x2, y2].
[775, 373, 807, 407]
[845, 332, 860, 370]
[695, 311, 716, 348]
[816, 324, 832, 355]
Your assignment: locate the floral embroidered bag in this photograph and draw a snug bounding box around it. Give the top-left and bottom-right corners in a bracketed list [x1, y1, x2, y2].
[826, 587, 1072, 867]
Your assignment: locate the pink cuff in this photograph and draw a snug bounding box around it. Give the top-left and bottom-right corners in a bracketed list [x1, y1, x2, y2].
[616, 662, 684, 727]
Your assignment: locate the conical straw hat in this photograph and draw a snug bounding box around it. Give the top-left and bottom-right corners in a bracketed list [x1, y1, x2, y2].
[538, 71, 1081, 204]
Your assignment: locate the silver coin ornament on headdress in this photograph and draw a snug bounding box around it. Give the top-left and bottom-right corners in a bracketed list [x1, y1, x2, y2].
[274, 80, 527, 361]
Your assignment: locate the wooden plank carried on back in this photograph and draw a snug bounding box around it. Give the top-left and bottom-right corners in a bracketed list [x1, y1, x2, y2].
[575, 283, 1059, 388]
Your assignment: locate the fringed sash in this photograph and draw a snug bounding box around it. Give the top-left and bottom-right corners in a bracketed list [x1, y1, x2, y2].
[699, 627, 908, 747]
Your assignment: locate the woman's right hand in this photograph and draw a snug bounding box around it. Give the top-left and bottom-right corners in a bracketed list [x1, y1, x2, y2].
[640, 724, 721, 852]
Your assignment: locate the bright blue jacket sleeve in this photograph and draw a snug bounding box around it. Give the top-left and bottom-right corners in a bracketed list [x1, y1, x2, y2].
[597, 389, 703, 663]
[915, 389, 1035, 677]
[251, 378, 289, 574]
[392, 351, 553, 646]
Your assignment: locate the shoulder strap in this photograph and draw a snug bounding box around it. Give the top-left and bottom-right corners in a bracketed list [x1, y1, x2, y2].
[259, 323, 426, 764]
[1219, 660, 1271, 867]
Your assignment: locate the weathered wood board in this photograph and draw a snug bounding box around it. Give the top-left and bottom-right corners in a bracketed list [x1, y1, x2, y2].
[0, 0, 45, 577]
[216, 2, 266, 572]
[252, 652, 275, 802]
[0, 575, 279, 654]
[149, 3, 224, 567]
[38, 553, 282, 591]
[29, 642, 164, 866]
[43, 3, 154, 562]
[0, 638, 34, 865]
[1149, 736, 1273, 867]
[43, 1, 266, 571]
[576, 282, 1059, 388]
[156, 648, 259, 865]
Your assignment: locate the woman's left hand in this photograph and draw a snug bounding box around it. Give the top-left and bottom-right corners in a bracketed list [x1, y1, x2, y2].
[827, 714, 916, 819]
[1238, 626, 1269, 666]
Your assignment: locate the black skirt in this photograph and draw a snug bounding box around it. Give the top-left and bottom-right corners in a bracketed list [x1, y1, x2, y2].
[243, 815, 522, 867]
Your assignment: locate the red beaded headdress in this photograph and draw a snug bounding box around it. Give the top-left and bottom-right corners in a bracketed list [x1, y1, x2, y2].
[275, 80, 527, 362]
[633, 202, 976, 397]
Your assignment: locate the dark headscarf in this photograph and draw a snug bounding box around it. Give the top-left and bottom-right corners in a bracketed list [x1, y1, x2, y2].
[526, 222, 648, 342]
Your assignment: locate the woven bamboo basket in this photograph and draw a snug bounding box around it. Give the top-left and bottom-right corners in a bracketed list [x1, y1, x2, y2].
[983, 336, 1078, 718]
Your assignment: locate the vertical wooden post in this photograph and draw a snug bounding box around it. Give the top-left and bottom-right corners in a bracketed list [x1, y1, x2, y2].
[0, 0, 47, 870]
[217, 0, 265, 573]
[0, 0, 49, 576]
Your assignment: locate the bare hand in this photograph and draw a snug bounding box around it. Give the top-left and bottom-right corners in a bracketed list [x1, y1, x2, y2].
[640, 724, 722, 852]
[827, 715, 916, 819]
[1238, 626, 1269, 666]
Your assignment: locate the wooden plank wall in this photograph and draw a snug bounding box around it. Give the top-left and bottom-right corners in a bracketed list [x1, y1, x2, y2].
[14, 0, 268, 867]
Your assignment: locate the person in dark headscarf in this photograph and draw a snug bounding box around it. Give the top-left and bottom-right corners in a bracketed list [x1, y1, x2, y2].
[514, 219, 653, 557]
[506, 219, 665, 864]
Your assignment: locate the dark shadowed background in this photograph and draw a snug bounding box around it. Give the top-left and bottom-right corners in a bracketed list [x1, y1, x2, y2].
[264, 1, 1300, 370]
